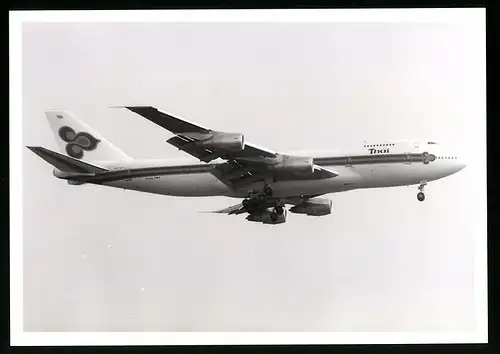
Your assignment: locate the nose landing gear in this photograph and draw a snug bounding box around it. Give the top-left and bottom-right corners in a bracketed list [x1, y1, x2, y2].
[417, 180, 427, 202]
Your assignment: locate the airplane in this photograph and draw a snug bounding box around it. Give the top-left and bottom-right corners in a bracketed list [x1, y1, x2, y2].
[27, 106, 467, 224]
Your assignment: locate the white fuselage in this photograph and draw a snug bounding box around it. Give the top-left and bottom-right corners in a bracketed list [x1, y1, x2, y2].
[86, 140, 466, 198]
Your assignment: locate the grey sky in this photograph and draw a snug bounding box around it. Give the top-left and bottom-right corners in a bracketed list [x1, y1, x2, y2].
[22, 19, 485, 333]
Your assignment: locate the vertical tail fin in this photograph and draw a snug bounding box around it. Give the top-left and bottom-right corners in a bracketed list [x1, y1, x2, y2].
[44, 110, 132, 162]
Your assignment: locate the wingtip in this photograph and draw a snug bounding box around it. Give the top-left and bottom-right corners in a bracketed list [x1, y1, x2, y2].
[125, 105, 157, 111]
[109, 105, 151, 108]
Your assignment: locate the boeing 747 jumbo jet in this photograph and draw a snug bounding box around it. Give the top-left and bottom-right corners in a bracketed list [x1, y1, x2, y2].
[27, 106, 466, 224]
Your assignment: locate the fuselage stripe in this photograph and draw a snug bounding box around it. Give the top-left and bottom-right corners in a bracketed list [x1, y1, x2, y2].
[314, 153, 423, 166]
[71, 153, 427, 184]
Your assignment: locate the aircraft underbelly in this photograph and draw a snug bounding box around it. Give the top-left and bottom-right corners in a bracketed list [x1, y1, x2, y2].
[257, 166, 363, 197]
[108, 173, 231, 197]
[269, 163, 444, 196]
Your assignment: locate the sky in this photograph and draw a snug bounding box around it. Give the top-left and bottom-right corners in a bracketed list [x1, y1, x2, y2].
[20, 13, 486, 336]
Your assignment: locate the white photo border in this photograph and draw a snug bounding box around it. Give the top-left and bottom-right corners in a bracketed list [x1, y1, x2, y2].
[9, 8, 487, 346]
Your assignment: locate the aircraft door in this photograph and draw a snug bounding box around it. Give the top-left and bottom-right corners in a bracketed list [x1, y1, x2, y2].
[404, 153, 412, 164]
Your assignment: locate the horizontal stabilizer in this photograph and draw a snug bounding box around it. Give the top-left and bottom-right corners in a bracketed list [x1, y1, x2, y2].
[27, 146, 107, 174]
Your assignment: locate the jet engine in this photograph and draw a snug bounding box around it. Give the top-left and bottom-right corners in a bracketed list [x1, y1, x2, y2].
[53, 169, 86, 185]
[246, 209, 288, 224]
[270, 155, 314, 175]
[289, 198, 332, 216]
[195, 132, 245, 151]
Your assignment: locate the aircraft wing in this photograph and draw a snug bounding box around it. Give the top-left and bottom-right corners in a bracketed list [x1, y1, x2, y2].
[207, 195, 320, 215]
[124, 106, 276, 163]
[124, 106, 338, 190]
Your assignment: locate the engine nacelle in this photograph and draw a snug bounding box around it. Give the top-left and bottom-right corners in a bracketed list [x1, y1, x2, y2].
[246, 209, 288, 224]
[53, 169, 86, 185]
[270, 155, 314, 175]
[195, 132, 245, 151]
[289, 198, 332, 216]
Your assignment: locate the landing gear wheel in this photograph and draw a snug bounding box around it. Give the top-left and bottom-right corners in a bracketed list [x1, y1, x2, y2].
[263, 186, 273, 197]
[270, 211, 278, 222]
[250, 198, 259, 209]
[417, 192, 425, 202]
[275, 205, 284, 215]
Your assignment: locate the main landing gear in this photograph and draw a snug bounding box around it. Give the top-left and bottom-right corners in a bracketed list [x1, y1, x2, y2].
[243, 184, 274, 204]
[417, 180, 427, 202]
[269, 204, 284, 222]
[242, 185, 283, 217]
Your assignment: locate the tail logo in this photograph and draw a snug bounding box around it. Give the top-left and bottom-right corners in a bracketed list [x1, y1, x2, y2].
[58, 126, 101, 159]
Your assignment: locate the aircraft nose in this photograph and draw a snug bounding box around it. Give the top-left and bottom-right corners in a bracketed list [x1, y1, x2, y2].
[451, 153, 467, 174]
[434, 145, 467, 175]
[458, 156, 467, 171]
